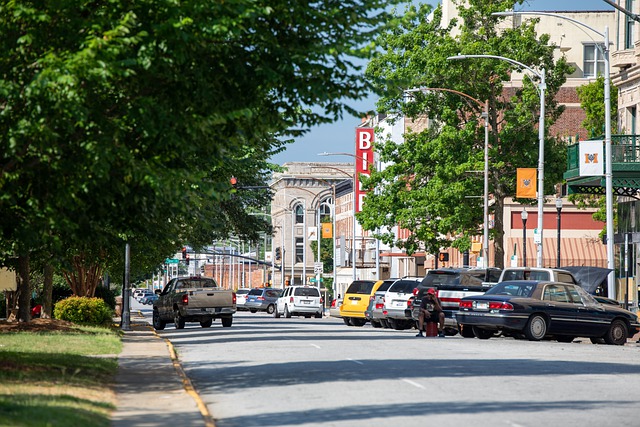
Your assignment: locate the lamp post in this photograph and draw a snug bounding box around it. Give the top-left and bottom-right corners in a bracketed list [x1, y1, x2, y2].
[521, 210, 528, 267]
[405, 87, 490, 267]
[555, 197, 563, 268]
[492, 10, 615, 303]
[448, 54, 546, 268]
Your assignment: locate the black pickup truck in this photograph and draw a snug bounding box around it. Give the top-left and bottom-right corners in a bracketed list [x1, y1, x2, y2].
[408, 268, 501, 336]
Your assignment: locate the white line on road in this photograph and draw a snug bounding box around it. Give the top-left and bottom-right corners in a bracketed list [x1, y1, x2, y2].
[346, 358, 364, 365]
[402, 379, 425, 389]
[309, 344, 321, 349]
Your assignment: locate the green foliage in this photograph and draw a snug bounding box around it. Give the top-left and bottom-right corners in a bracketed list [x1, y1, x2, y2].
[94, 286, 117, 310]
[54, 296, 114, 327]
[576, 76, 618, 138]
[360, 1, 572, 264]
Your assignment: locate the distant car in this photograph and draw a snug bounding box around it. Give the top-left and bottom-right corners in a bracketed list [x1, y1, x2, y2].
[235, 288, 251, 311]
[329, 298, 343, 318]
[365, 279, 398, 328]
[136, 290, 154, 301]
[456, 280, 640, 345]
[244, 288, 282, 314]
[381, 277, 422, 330]
[339, 280, 377, 326]
[141, 294, 158, 305]
[275, 286, 323, 318]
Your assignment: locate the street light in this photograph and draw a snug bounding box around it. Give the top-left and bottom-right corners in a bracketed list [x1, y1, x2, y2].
[448, 54, 546, 268]
[556, 197, 563, 268]
[521, 210, 528, 267]
[405, 87, 490, 267]
[492, 10, 615, 304]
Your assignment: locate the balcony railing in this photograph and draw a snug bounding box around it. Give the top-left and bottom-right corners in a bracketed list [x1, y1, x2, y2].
[566, 135, 640, 171]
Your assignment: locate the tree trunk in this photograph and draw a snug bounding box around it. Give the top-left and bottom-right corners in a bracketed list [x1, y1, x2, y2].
[42, 264, 54, 318]
[17, 254, 31, 322]
[62, 254, 103, 297]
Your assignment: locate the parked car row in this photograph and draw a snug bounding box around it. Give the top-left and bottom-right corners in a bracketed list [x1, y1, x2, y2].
[235, 286, 324, 319]
[338, 267, 640, 345]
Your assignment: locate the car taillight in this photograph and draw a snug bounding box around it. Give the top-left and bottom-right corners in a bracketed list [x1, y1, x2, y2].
[331, 299, 337, 308]
[407, 298, 413, 309]
[375, 303, 383, 309]
[182, 294, 189, 305]
[320, 298, 323, 304]
[459, 301, 472, 309]
[489, 302, 514, 311]
[370, 295, 375, 301]
[232, 292, 237, 304]
[412, 287, 419, 296]
[290, 297, 294, 303]
[257, 296, 265, 301]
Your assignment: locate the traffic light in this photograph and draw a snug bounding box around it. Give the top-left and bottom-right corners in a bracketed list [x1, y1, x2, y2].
[275, 247, 281, 261]
[182, 247, 187, 259]
[186, 255, 190, 266]
[438, 252, 449, 262]
[230, 176, 238, 188]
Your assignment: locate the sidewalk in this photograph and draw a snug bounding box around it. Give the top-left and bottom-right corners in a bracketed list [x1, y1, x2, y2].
[111, 312, 214, 427]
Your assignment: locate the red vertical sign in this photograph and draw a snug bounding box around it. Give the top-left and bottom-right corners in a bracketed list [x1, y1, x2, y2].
[355, 127, 374, 213]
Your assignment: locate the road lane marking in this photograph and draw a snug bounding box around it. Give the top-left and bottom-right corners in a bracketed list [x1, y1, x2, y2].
[402, 379, 425, 389]
[310, 344, 321, 349]
[347, 358, 364, 365]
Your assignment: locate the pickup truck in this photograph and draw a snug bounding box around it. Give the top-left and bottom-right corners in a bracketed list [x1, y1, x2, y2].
[152, 276, 236, 330]
[498, 267, 578, 284]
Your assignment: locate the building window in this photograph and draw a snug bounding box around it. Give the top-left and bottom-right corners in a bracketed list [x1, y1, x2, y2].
[627, 0, 635, 49]
[295, 237, 304, 263]
[319, 199, 332, 223]
[583, 44, 605, 78]
[294, 204, 304, 224]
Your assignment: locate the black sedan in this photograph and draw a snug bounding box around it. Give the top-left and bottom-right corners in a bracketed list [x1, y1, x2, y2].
[456, 280, 640, 345]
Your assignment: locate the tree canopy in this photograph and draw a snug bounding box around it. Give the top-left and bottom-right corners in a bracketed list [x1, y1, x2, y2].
[359, 1, 573, 266]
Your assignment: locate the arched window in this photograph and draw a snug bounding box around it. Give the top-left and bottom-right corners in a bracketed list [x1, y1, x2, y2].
[294, 204, 304, 224]
[319, 198, 332, 223]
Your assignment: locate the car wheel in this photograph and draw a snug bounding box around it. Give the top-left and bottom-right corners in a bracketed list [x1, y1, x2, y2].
[153, 310, 166, 331]
[351, 318, 366, 327]
[174, 311, 185, 329]
[284, 305, 292, 318]
[590, 337, 605, 344]
[200, 318, 213, 328]
[266, 304, 275, 315]
[388, 318, 403, 330]
[472, 326, 494, 340]
[315, 311, 322, 319]
[381, 319, 391, 329]
[459, 324, 475, 338]
[556, 336, 575, 343]
[604, 319, 628, 345]
[524, 314, 547, 341]
[370, 320, 382, 328]
[250, 309, 257, 313]
[274, 308, 281, 318]
[343, 317, 352, 326]
[222, 317, 233, 327]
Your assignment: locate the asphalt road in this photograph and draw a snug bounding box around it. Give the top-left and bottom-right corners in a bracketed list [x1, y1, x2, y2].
[139, 304, 640, 427]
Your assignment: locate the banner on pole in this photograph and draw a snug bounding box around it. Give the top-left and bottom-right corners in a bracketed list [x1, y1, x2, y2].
[321, 223, 333, 238]
[579, 140, 604, 176]
[516, 168, 537, 199]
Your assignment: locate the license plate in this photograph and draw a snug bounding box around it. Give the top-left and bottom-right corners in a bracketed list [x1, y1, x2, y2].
[393, 301, 404, 307]
[475, 302, 489, 310]
[351, 300, 358, 305]
[304, 300, 311, 304]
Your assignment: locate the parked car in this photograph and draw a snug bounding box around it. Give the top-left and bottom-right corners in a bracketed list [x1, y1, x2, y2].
[141, 294, 158, 305]
[339, 280, 377, 326]
[136, 289, 154, 302]
[381, 277, 423, 330]
[329, 298, 343, 318]
[411, 268, 500, 336]
[456, 280, 640, 345]
[364, 279, 398, 328]
[235, 288, 251, 311]
[498, 267, 577, 284]
[274, 286, 323, 318]
[245, 288, 282, 314]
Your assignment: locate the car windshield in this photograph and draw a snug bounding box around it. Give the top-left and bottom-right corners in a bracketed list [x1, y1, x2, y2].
[345, 281, 376, 294]
[237, 289, 250, 294]
[389, 280, 419, 293]
[248, 289, 263, 296]
[294, 288, 320, 297]
[178, 278, 217, 289]
[485, 282, 535, 297]
[422, 271, 484, 286]
[501, 270, 551, 281]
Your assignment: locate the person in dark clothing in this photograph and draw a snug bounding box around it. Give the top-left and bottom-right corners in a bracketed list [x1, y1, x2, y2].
[416, 288, 445, 338]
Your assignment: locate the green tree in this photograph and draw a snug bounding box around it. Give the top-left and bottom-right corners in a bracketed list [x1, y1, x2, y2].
[576, 75, 618, 138]
[0, 0, 406, 320]
[359, 1, 573, 267]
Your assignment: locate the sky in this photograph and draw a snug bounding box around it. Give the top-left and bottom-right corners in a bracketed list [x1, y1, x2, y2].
[270, 0, 612, 165]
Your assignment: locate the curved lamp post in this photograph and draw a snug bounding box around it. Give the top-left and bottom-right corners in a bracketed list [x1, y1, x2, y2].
[448, 54, 546, 268]
[405, 87, 490, 267]
[493, 9, 615, 308]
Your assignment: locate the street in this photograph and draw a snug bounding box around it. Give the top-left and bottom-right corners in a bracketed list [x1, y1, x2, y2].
[138, 303, 640, 427]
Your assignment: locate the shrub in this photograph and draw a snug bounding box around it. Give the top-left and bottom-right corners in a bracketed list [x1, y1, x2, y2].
[54, 296, 114, 327]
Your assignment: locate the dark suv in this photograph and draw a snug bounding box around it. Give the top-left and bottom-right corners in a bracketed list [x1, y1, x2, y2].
[410, 268, 501, 336]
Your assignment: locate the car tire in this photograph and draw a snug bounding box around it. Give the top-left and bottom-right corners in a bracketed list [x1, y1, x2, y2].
[351, 318, 366, 327]
[153, 310, 166, 331]
[250, 309, 257, 313]
[200, 319, 213, 328]
[590, 337, 605, 344]
[274, 308, 281, 318]
[459, 324, 475, 338]
[222, 317, 233, 327]
[370, 320, 382, 328]
[315, 311, 322, 319]
[284, 306, 292, 318]
[388, 318, 403, 330]
[556, 336, 575, 343]
[381, 319, 391, 329]
[343, 317, 352, 326]
[174, 311, 185, 329]
[266, 304, 275, 315]
[604, 319, 628, 345]
[472, 326, 494, 340]
[524, 314, 547, 341]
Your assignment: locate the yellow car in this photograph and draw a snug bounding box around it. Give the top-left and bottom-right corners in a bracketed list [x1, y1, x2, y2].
[339, 280, 383, 326]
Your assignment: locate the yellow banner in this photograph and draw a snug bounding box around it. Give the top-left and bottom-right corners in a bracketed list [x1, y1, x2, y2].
[321, 223, 333, 238]
[516, 168, 537, 199]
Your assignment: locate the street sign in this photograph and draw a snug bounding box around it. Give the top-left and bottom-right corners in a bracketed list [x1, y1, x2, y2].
[313, 262, 323, 274]
[309, 278, 324, 283]
[165, 258, 180, 264]
[533, 228, 541, 244]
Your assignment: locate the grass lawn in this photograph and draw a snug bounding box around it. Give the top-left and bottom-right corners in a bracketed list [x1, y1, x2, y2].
[0, 322, 122, 427]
